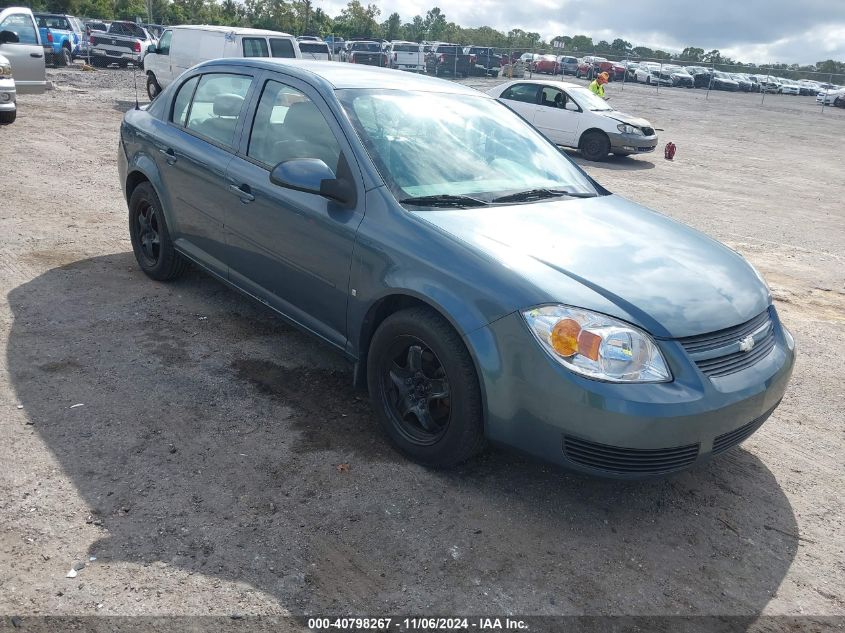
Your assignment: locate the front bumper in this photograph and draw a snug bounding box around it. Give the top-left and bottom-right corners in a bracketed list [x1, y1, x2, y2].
[607, 131, 658, 154]
[466, 307, 795, 478]
[0, 78, 16, 111]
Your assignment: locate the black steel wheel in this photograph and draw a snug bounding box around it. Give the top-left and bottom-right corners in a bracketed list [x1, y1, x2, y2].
[128, 182, 188, 281]
[580, 130, 610, 161]
[367, 307, 485, 467]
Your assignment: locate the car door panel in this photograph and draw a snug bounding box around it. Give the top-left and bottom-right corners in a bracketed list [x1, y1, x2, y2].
[158, 71, 256, 278]
[533, 87, 579, 147]
[0, 10, 46, 93]
[223, 74, 365, 348]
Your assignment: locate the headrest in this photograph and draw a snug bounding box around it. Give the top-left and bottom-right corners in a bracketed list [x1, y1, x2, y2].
[213, 93, 244, 117]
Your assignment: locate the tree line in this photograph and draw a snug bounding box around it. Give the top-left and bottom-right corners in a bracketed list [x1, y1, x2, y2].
[23, 0, 845, 75]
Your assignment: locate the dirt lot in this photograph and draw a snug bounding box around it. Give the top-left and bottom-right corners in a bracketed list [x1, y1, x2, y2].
[1, 63, 843, 623]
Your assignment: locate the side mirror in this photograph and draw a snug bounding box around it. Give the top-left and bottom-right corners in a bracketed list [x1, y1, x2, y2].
[0, 30, 20, 45]
[270, 158, 355, 206]
[147, 44, 157, 53]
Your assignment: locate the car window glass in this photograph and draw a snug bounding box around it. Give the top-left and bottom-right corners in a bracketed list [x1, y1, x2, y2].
[185, 74, 253, 147]
[248, 80, 342, 174]
[171, 75, 199, 126]
[0, 13, 38, 44]
[501, 83, 539, 104]
[298, 42, 328, 54]
[270, 38, 296, 58]
[540, 86, 564, 108]
[157, 30, 171, 54]
[242, 37, 269, 57]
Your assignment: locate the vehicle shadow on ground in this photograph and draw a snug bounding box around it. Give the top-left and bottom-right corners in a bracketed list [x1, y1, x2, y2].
[7, 253, 798, 615]
[569, 151, 656, 171]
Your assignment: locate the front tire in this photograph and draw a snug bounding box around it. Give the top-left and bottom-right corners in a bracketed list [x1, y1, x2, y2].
[58, 46, 71, 67]
[367, 307, 485, 468]
[0, 109, 16, 124]
[580, 130, 611, 161]
[128, 182, 188, 281]
[146, 73, 162, 100]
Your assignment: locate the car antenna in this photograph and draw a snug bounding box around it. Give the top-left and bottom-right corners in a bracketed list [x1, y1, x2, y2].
[133, 60, 139, 110]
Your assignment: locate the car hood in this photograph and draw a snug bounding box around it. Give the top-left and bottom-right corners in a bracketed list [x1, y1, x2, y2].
[603, 110, 652, 129]
[411, 195, 770, 338]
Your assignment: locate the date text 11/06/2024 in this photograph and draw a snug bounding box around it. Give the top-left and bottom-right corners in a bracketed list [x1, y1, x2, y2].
[307, 617, 529, 630]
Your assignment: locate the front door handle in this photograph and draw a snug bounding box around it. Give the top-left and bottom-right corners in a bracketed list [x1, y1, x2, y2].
[158, 148, 176, 164]
[228, 184, 255, 203]
[30, 52, 44, 58]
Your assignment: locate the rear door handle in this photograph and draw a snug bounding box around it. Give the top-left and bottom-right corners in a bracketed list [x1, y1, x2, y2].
[158, 148, 177, 164]
[228, 184, 255, 203]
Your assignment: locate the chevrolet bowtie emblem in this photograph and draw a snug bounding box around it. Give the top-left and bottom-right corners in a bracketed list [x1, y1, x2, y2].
[738, 335, 755, 352]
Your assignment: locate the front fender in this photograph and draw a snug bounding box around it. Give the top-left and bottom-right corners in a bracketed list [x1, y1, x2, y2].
[120, 116, 171, 224]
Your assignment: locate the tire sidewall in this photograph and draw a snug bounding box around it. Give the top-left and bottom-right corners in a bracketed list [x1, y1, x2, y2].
[128, 182, 174, 278]
[146, 74, 161, 100]
[580, 131, 610, 161]
[367, 310, 483, 466]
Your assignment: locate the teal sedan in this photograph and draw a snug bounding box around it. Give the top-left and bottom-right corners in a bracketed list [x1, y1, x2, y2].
[117, 59, 794, 477]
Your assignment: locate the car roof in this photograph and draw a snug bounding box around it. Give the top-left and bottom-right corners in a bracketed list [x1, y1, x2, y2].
[495, 79, 585, 91]
[170, 24, 294, 37]
[194, 58, 487, 94]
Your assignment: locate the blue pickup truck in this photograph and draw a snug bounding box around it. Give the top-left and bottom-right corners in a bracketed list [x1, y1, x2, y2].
[34, 13, 82, 66]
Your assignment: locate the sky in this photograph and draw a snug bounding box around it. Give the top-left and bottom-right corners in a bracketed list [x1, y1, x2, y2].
[320, 0, 845, 65]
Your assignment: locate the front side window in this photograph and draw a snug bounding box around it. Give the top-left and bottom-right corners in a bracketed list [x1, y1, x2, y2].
[184, 73, 253, 147]
[339, 89, 598, 201]
[248, 80, 341, 173]
[157, 30, 171, 55]
[0, 13, 38, 44]
[501, 83, 539, 104]
[539, 86, 565, 108]
[243, 37, 269, 57]
[270, 38, 296, 58]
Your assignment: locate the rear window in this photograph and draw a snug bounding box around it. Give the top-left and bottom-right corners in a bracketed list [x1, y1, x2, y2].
[436, 46, 460, 54]
[393, 44, 419, 52]
[243, 37, 269, 57]
[298, 42, 328, 54]
[352, 42, 380, 52]
[270, 38, 296, 58]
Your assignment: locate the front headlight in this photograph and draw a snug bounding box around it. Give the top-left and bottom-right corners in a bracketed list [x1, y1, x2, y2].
[617, 123, 643, 135]
[522, 305, 672, 383]
[0, 61, 12, 79]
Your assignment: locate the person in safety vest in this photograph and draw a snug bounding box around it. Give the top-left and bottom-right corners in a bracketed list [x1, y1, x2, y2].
[589, 72, 610, 99]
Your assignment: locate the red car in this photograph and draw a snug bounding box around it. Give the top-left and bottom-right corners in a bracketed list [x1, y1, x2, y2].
[575, 56, 625, 81]
[532, 54, 559, 74]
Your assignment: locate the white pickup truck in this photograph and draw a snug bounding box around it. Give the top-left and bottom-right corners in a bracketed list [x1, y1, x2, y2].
[388, 41, 424, 72]
[89, 21, 155, 67]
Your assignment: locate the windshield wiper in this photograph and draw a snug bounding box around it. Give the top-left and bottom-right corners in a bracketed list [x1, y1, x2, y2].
[399, 194, 488, 208]
[492, 188, 597, 203]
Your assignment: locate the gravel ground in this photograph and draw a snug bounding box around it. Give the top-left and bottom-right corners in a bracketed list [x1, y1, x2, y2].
[0, 63, 843, 624]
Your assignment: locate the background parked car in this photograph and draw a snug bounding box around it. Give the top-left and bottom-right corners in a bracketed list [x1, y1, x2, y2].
[757, 76, 782, 93]
[779, 79, 801, 95]
[489, 79, 658, 160]
[346, 40, 388, 67]
[684, 66, 712, 88]
[728, 73, 753, 91]
[0, 6, 47, 95]
[816, 87, 845, 106]
[426, 43, 471, 77]
[533, 54, 559, 75]
[144, 25, 300, 99]
[667, 65, 694, 87]
[89, 20, 156, 68]
[34, 12, 76, 66]
[576, 56, 624, 80]
[0, 52, 16, 124]
[297, 39, 330, 61]
[388, 41, 424, 72]
[709, 70, 739, 91]
[463, 46, 500, 77]
[558, 55, 579, 75]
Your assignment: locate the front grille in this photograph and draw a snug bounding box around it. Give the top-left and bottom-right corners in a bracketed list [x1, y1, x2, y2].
[641, 126, 655, 136]
[563, 436, 699, 475]
[712, 403, 778, 454]
[679, 309, 776, 378]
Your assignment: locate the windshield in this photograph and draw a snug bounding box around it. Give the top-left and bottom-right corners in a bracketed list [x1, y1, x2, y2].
[338, 89, 598, 203]
[568, 87, 613, 111]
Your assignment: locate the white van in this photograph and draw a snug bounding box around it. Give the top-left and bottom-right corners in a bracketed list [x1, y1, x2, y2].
[143, 25, 301, 100]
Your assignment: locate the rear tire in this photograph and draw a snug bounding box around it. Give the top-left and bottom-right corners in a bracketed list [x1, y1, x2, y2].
[128, 182, 188, 281]
[367, 307, 486, 468]
[580, 130, 611, 161]
[57, 46, 71, 67]
[0, 109, 16, 124]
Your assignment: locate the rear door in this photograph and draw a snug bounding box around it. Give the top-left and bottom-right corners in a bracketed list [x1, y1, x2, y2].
[223, 73, 365, 348]
[0, 9, 46, 93]
[497, 82, 540, 122]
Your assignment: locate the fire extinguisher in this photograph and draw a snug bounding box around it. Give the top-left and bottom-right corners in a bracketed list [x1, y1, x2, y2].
[664, 142, 676, 160]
